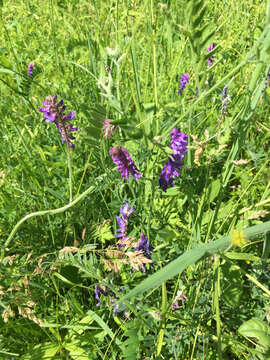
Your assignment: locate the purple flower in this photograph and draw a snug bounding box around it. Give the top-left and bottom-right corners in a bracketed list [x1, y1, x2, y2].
[103, 119, 118, 139]
[171, 302, 180, 311]
[135, 233, 152, 257]
[94, 285, 115, 307]
[120, 200, 135, 218]
[115, 200, 135, 247]
[39, 95, 78, 147]
[28, 62, 34, 77]
[113, 304, 119, 316]
[221, 86, 231, 114]
[109, 146, 142, 181]
[207, 43, 216, 67]
[94, 285, 107, 306]
[178, 73, 189, 96]
[115, 215, 128, 241]
[222, 86, 228, 101]
[171, 290, 187, 311]
[159, 128, 188, 192]
[262, 69, 270, 92]
[134, 233, 154, 273]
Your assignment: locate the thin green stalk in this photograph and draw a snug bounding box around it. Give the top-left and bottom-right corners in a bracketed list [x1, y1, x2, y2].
[150, 0, 158, 123]
[214, 256, 222, 359]
[156, 282, 167, 356]
[49, 0, 59, 69]
[2, 174, 106, 256]
[67, 143, 72, 203]
[191, 325, 200, 360]
[76, 150, 92, 197]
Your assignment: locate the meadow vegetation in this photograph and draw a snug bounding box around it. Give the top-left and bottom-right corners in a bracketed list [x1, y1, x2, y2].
[0, 0, 270, 359]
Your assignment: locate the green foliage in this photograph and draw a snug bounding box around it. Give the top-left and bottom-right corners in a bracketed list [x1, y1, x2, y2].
[239, 318, 270, 359]
[0, 0, 270, 359]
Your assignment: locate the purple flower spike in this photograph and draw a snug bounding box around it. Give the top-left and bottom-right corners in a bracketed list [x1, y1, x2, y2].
[159, 128, 188, 192]
[115, 200, 135, 247]
[39, 95, 78, 147]
[115, 215, 128, 238]
[134, 233, 154, 273]
[178, 73, 189, 96]
[136, 233, 153, 257]
[28, 62, 34, 77]
[120, 200, 135, 218]
[262, 69, 270, 92]
[207, 43, 216, 67]
[221, 86, 231, 115]
[95, 285, 107, 306]
[109, 146, 142, 181]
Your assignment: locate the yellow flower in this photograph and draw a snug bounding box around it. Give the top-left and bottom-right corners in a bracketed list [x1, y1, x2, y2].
[52, 145, 58, 150]
[249, 172, 253, 177]
[231, 229, 246, 247]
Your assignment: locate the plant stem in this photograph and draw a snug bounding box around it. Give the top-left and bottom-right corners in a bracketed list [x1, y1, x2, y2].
[156, 282, 167, 356]
[2, 173, 107, 257]
[67, 143, 72, 203]
[214, 256, 222, 360]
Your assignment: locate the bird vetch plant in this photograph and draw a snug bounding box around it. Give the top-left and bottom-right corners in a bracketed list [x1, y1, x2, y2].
[115, 200, 135, 247]
[109, 146, 142, 181]
[39, 94, 77, 202]
[159, 128, 188, 192]
[178, 73, 189, 95]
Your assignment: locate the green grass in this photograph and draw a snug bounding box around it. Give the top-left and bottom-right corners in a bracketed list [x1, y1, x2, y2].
[0, 0, 270, 359]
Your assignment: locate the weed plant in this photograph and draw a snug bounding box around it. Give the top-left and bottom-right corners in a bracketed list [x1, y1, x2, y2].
[0, 0, 270, 359]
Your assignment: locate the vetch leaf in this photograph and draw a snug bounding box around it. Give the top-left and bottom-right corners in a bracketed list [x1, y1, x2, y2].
[239, 318, 270, 348]
[22, 342, 59, 360]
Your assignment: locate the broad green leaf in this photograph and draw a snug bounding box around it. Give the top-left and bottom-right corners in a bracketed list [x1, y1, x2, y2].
[208, 179, 221, 203]
[161, 186, 180, 196]
[22, 342, 59, 360]
[225, 252, 260, 262]
[64, 343, 89, 360]
[222, 264, 243, 307]
[120, 329, 140, 360]
[239, 318, 270, 348]
[262, 231, 270, 261]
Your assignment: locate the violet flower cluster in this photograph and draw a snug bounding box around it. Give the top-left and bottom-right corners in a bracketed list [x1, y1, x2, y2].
[178, 73, 189, 96]
[207, 43, 216, 67]
[94, 285, 109, 306]
[39, 94, 78, 148]
[95, 285, 127, 316]
[262, 69, 270, 92]
[221, 86, 231, 114]
[28, 62, 34, 77]
[135, 232, 154, 273]
[109, 146, 142, 181]
[159, 128, 188, 192]
[115, 200, 135, 247]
